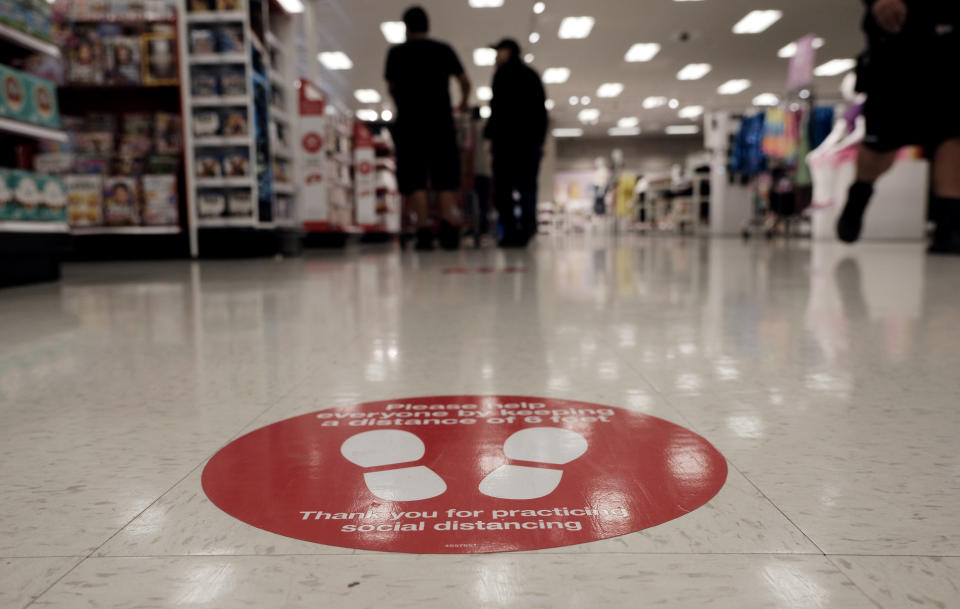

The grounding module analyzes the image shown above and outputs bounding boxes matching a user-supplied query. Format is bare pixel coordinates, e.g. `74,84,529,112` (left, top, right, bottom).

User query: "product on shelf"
141,174,178,225
188,0,216,11
66,25,104,84
193,110,220,136
190,67,219,96
219,67,246,96
227,189,252,216
105,36,142,85
223,107,247,136
0,65,57,127
218,25,244,53
197,190,226,217
0,64,29,122
103,176,139,225
217,0,242,11
223,149,249,176
0,169,66,222
195,152,223,178
28,73,59,127
189,27,216,54
65,174,104,226
0,0,53,42
55,0,176,23
154,113,182,154
141,32,178,85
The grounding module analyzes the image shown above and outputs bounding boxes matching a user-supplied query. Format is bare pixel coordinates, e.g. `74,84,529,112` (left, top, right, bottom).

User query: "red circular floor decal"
202,396,727,554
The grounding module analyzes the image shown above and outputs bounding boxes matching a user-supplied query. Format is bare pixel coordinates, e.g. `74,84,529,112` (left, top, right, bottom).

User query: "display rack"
0,1,70,287
265,8,298,234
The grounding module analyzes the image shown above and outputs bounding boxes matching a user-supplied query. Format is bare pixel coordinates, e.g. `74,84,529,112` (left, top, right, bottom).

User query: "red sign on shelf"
301,132,323,154
202,396,727,554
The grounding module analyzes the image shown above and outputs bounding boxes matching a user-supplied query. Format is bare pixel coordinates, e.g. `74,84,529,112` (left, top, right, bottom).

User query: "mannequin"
592,156,610,216
807,73,867,209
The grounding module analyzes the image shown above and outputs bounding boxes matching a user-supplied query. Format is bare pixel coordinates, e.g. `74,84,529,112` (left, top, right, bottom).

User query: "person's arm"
483,70,501,141
534,73,548,145
384,48,398,104
456,72,471,113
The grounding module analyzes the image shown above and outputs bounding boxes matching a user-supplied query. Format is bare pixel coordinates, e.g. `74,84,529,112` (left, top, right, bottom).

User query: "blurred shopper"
837,0,960,253
472,106,492,240
385,6,471,250
484,39,548,248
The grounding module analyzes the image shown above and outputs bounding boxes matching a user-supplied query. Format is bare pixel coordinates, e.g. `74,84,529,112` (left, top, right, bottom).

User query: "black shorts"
395,124,460,195
860,25,960,152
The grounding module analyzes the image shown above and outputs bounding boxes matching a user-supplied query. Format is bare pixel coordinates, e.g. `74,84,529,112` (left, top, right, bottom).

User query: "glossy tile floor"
1,235,959,608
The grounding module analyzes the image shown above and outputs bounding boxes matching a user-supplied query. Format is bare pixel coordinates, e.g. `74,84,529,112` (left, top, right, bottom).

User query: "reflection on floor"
1,235,958,608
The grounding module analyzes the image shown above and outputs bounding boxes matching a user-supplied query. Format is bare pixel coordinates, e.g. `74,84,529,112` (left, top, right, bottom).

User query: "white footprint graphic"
340,430,446,502
479,427,588,500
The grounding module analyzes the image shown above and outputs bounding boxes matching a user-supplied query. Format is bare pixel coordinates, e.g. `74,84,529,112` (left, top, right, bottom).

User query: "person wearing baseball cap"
484,38,548,247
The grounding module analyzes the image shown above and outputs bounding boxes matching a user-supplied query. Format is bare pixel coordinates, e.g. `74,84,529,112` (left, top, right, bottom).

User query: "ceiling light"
669,98,680,109
474,48,497,66
618,116,639,128
609,126,641,136
678,105,704,119
318,51,352,70
597,83,624,98
558,16,595,39
553,127,583,137
643,96,668,109
717,79,751,95
480,105,492,118
356,109,378,121
625,42,661,62
380,21,405,43
732,10,783,34
814,58,856,76
354,89,381,103
568,96,579,105
529,32,540,44
581,96,591,105
753,92,780,106
578,108,600,124
778,37,825,58
543,67,570,83
380,109,393,121
276,0,304,13
477,86,492,101
545,99,555,110
677,63,711,80
525,53,535,63
533,1,545,14
469,0,503,7
666,125,700,135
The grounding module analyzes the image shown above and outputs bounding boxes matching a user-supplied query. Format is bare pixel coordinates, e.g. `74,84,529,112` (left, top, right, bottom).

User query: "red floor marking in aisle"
202,396,727,554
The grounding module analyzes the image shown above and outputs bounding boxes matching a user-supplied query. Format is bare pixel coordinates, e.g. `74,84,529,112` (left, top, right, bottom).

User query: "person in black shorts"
837,0,960,253
385,6,471,250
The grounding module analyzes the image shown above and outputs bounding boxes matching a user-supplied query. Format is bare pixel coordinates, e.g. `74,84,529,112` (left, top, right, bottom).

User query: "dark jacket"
483,57,548,152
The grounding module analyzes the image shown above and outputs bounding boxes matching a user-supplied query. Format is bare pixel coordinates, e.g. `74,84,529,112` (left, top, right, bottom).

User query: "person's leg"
492,152,520,245
474,175,491,235
436,190,461,225
517,148,542,243
409,190,430,227
929,137,960,253
836,145,898,243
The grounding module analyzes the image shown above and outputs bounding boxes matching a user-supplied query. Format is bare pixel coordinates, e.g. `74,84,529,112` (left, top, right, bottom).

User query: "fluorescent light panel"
578,108,600,124
753,93,780,106
476,86,492,101
814,58,856,76
473,48,497,66
480,105,492,118
553,127,583,137
318,51,352,70
381,110,393,121
666,125,700,135
618,116,639,128
568,96,579,105
580,96,591,105
609,127,641,136
276,0,304,13
380,21,405,43
625,42,661,62
677,63,711,80
525,53,535,63
354,89,381,103
545,99,555,110
469,0,503,7
733,10,783,34
597,82,624,98
533,1,545,14
529,32,540,43
643,96,668,109
356,109,378,121
678,105,704,119
717,79,751,95
558,16,595,39
543,67,570,83
778,37,824,58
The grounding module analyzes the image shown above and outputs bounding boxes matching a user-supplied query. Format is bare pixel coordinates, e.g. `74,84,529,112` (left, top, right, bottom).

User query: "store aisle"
1,236,959,609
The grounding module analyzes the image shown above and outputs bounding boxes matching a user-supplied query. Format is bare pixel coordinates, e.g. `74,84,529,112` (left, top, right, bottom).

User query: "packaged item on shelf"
227,189,253,216
5,170,43,221
219,67,246,96
40,174,67,222
190,67,219,97
67,26,104,85
153,113,182,154
27,74,59,128
217,0,242,11
142,33,178,86
34,153,75,174
105,37,142,85
74,156,109,174
223,149,249,177
189,0,215,11
222,107,247,136
74,132,114,155
195,153,222,177
103,176,139,225
190,27,216,55
218,25,244,53
0,64,29,123
141,174,178,225
272,158,289,183
0,169,11,220
193,110,220,137
147,154,177,174
66,174,104,226
197,190,226,217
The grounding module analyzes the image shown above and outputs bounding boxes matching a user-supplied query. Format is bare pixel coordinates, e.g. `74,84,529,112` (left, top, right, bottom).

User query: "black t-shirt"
385,38,464,128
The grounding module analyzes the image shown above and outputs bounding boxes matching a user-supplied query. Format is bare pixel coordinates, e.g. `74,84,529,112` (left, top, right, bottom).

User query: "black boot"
438,220,461,251
414,227,435,251
928,197,960,255
837,181,875,243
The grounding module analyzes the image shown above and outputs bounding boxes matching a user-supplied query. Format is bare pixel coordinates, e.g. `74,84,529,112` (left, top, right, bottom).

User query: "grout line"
824,555,886,609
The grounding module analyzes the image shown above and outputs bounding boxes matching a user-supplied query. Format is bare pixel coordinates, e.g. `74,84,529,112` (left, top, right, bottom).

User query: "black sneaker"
414,228,435,251
928,199,960,255
837,181,874,243
438,221,461,251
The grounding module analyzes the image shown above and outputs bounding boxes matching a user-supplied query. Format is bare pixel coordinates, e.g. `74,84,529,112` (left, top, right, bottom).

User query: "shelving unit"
0,3,71,286
265,6,298,233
